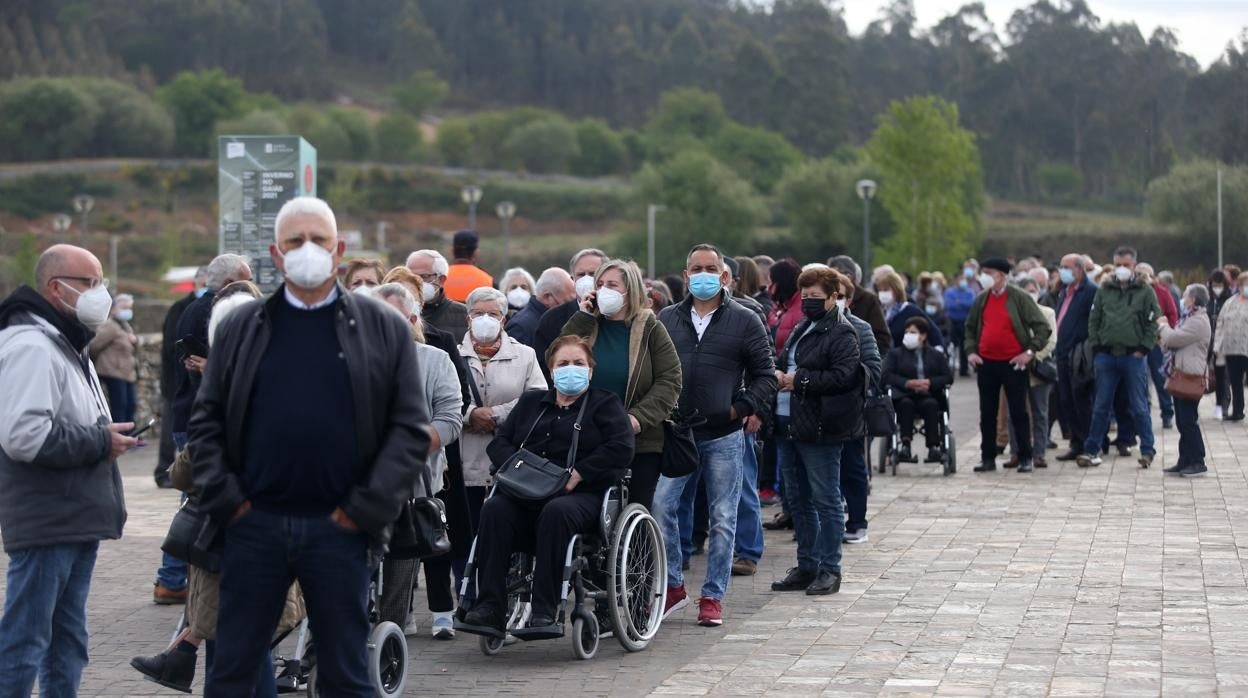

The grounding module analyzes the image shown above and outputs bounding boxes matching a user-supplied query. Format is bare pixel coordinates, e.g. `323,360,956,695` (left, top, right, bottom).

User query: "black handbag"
160,498,222,573
494,397,589,501
864,363,896,438
661,410,706,478
1031,356,1058,383
388,460,452,560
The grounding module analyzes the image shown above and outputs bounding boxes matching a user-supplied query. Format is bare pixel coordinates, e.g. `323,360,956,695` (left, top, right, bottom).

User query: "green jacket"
963,284,1053,356
1088,275,1161,354
561,309,682,454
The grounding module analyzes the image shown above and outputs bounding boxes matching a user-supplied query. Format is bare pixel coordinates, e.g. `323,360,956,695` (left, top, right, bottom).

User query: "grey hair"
204,253,251,291
375,283,418,317
466,286,508,316
1158,270,1175,284
406,249,449,277
1187,283,1210,307
1017,276,1040,292
501,267,536,291
826,255,863,284
569,248,607,273
113,293,134,305
534,267,572,297
274,196,337,242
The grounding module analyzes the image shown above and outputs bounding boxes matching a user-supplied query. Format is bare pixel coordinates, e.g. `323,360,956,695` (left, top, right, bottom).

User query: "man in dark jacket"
156,267,204,487
828,255,890,353
506,266,575,350
1077,246,1161,469
191,198,430,697
1053,254,1098,461
533,248,606,375
653,244,776,628
408,249,468,339
0,245,139,696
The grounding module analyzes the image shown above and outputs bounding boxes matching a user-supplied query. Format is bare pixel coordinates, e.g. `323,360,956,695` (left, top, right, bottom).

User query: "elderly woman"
769,267,862,597
1159,285,1213,476
372,283,465,638
1213,280,1248,422
882,316,951,464
90,293,140,423
874,271,946,350
558,259,681,510
459,287,548,525
500,267,537,318
460,336,634,633
343,258,386,291
1208,270,1234,419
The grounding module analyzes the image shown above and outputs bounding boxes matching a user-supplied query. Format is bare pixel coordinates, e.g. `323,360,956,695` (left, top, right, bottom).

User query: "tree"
390,69,449,118
327,107,376,161
0,79,98,161
709,122,803,194
629,149,766,267
157,69,251,156
571,119,627,176
375,113,425,163
502,117,580,174
777,157,891,262
215,110,288,139
285,105,352,161
75,79,174,157
1146,161,1248,257
644,88,728,163
435,118,474,166
866,96,984,273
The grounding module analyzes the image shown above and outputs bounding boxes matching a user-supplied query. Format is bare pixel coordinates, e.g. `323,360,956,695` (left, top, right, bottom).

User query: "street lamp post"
856,180,877,273
52,214,72,243
647,204,665,279
496,201,516,272
109,235,120,287
73,194,94,247
461,185,483,231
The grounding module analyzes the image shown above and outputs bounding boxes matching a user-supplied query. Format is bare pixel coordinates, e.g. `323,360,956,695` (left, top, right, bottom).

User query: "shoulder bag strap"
564,395,591,472
465,370,484,411
517,406,548,450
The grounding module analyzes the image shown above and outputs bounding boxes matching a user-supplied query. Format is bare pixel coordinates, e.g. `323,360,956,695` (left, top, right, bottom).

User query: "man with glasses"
407,249,468,338
0,245,140,696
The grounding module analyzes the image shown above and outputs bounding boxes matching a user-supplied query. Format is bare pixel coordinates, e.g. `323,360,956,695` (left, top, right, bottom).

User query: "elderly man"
1053,253,1099,462
191,197,431,696
408,249,468,338
506,266,575,350
1077,247,1162,469
533,248,607,374
0,245,139,696
157,266,206,487
827,255,890,353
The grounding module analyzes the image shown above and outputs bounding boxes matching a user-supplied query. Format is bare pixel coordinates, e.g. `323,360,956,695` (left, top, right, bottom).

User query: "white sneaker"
1214,405,1224,420
431,612,455,640
403,611,419,637
843,529,869,544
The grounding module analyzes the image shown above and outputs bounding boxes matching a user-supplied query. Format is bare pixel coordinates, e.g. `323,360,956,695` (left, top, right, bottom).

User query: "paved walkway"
5,377,1248,696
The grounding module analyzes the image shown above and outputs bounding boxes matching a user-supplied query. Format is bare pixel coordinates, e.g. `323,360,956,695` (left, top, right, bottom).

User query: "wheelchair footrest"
454,621,505,639
510,623,564,641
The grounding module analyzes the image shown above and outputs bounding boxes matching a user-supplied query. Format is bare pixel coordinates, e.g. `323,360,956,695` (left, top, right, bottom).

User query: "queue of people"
1,194,1243,696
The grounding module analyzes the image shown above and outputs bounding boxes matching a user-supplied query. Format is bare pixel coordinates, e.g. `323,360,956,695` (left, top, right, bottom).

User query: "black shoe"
154,473,173,489
528,612,556,629
973,462,996,472
763,512,793,530
771,567,816,592
1117,444,1132,457
512,611,562,640
805,570,841,595
1017,458,1034,473
1162,417,1173,429
1179,463,1208,477
460,606,504,633
1227,414,1245,422
1047,440,1059,450
131,651,195,694
1163,462,1186,474
925,447,942,463
692,538,706,556
1055,450,1080,462
899,442,916,463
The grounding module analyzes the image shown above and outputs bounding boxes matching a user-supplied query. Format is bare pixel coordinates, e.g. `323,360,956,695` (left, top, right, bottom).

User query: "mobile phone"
589,292,599,312
175,336,209,360
128,418,156,438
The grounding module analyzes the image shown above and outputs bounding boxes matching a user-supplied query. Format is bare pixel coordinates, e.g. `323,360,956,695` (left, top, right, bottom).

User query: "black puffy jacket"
778,310,863,442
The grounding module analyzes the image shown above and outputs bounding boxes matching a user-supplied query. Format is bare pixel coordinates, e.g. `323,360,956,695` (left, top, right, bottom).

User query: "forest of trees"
0,0,1245,207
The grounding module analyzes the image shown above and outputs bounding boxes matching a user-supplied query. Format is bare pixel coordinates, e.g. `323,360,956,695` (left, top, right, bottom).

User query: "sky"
840,0,1247,68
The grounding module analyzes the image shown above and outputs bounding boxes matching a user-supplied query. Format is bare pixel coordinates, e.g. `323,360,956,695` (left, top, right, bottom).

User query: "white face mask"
1114,265,1133,282
422,281,439,303
596,287,625,316
1030,291,1041,302
281,242,335,290
836,298,847,311
878,290,894,306
58,281,112,327
903,332,921,350
506,287,531,309
575,274,596,298
470,314,501,343
1212,285,1225,296
979,273,995,290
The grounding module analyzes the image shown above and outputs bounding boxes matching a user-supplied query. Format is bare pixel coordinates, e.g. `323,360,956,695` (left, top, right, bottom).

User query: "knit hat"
981,257,1012,275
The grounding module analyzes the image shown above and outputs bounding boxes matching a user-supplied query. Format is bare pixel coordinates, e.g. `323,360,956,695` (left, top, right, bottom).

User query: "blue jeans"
776,419,845,574
206,510,372,698
840,438,869,534
100,376,136,424
204,639,277,698
653,430,744,600
1147,345,1174,420
1084,353,1154,457
734,432,764,562
0,541,98,697
157,433,191,592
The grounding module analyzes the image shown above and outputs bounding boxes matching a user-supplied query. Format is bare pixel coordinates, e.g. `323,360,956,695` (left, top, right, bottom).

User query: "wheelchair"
454,473,667,660
876,384,956,477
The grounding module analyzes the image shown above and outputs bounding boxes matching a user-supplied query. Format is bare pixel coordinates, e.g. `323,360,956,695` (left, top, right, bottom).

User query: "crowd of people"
0,194,1241,696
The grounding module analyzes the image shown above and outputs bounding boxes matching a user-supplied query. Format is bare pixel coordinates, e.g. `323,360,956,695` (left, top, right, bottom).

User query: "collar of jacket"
675,288,737,320
459,331,523,362
0,284,94,352
787,307,845,348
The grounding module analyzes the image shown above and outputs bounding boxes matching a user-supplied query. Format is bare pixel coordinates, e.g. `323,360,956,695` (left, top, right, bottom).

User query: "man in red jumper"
963,258,1053,473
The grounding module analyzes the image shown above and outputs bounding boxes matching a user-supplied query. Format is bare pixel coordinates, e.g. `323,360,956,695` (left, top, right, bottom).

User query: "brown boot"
1003,456,1019,469
153,584,187,605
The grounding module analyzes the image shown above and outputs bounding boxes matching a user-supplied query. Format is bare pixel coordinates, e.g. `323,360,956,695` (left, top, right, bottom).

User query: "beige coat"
458,332,548,486
1213,294,1248,358
1160,307,1211,377
88,318,137,382
1030,305,1058,387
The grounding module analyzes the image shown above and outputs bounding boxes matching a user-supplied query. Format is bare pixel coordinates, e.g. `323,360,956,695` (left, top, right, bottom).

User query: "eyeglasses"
469,310,504,320
55,276,108,290
415,273,440,283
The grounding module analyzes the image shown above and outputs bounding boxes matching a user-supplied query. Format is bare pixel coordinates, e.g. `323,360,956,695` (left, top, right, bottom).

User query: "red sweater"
1153,282,1178,327
978,291,1023,361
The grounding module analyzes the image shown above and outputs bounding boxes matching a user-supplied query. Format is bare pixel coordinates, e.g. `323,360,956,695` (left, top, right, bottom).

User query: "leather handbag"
1031,356,1058,383
1206,365,1218,395
494,397,589,501
388,461,451,560
661,410,705,478
161,498,222,573
1165,369,1207,402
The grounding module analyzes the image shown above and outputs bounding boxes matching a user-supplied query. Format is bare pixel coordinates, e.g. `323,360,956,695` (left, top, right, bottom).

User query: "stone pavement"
5,377,1248,696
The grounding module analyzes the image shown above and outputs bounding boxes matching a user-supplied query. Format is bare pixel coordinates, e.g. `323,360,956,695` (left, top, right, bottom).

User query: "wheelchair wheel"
607,504,666,652
571,613,600,660
480,633,505,656
944,432,957,476
367,621,407,697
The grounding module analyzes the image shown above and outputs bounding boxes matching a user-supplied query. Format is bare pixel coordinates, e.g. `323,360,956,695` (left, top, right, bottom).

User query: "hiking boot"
131,650,195,694
805,570,841,595
771,567,816,592
1138,453,1154,469
696,597,723,627
1179,463,1208,478
153,584,187,605
731,557,757,576
663,585,688,620
1003,456,1019,469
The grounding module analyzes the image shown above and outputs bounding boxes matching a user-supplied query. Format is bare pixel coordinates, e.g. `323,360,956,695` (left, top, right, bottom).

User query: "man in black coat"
828,255,891,352
1053,253,1099,461
533,248,606,375
156,267,204,486
506,267,575,350
190,198,430,697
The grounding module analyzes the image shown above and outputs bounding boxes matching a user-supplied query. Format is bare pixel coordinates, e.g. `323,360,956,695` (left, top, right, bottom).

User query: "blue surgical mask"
116,309,133,322
958,279,968,289
1059,267,1075,285
687,272,722,301
552,365,591,396
963,267,975,278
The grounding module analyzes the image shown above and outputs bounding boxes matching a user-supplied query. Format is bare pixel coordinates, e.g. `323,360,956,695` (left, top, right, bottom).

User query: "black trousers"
950,320,969,375
423,557,455,613
895,395,943,447
1227,354,1248,419
629,452,661,512
157,398,176,479
1174,398,1205,466
474,490,600,617
977,360,1032,463
1057,358,1093,455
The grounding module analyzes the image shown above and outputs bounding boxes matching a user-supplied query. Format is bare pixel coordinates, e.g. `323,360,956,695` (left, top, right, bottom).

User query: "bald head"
35,245,102,295
1060,254,1086,283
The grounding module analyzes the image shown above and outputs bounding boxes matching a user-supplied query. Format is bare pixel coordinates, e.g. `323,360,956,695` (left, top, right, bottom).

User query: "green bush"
1146,160,1248,257
502,117,580,173
0,174,115,219
572,119,627,176
157,69,253,156
435,118,474,166
327,108,376,161
709,122,802,193
0,79,99,161
1035,162,1084,201
374,113,424,163
74,79,174,157
286,105,352,160
214,110,288,139
391,70,449,117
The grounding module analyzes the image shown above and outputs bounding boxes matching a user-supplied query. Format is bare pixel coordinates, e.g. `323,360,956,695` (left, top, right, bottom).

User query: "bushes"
1146,161,1248,257
572,119,628,176
215,110,288,139
374,113,424,163
157,69,253,156
0,79,100,161
0,173,114,218
502,117,580,173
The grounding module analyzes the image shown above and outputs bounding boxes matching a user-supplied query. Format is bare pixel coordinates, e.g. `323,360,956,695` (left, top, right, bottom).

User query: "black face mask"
801,297,829,322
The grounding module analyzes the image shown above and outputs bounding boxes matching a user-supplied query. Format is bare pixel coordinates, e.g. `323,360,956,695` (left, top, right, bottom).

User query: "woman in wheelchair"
461,335,635,634
883,317,951,463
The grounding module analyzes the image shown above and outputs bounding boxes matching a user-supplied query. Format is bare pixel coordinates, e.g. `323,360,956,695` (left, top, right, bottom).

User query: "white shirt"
691,305,717,340
284,284,339,311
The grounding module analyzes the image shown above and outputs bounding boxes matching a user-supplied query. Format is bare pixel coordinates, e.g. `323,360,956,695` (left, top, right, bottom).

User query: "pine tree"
13,15,44,76
0,22,21,78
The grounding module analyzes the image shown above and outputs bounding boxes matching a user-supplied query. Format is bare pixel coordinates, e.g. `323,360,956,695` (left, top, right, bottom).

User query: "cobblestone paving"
4,378,1247,696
